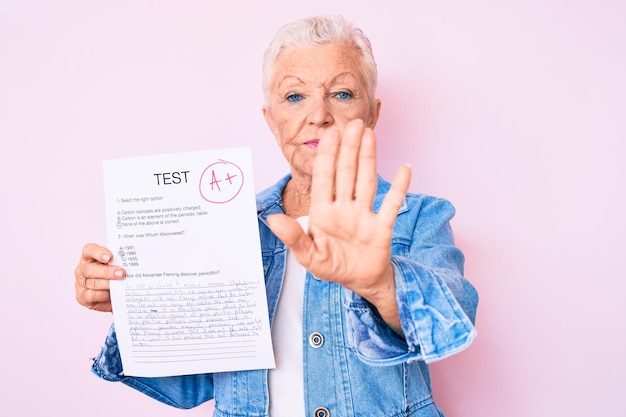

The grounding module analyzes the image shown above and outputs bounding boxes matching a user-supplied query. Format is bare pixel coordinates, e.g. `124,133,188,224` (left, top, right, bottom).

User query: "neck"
282,177,311,218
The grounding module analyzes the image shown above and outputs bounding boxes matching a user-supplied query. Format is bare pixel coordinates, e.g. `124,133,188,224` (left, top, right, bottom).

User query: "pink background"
1,1,624,416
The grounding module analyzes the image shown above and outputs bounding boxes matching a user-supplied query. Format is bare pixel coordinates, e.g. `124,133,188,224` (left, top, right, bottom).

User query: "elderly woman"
75,15,478,417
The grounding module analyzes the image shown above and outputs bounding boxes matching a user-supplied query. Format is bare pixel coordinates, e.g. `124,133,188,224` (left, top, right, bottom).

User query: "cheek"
333,101,374,123
270,122,293,150
274,113,302,144
357,103,376,124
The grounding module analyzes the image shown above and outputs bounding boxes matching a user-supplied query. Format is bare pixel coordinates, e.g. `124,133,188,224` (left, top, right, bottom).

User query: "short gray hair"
262,15,378,103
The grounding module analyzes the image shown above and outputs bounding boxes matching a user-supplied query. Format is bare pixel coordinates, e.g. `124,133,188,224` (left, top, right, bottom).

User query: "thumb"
267,214,310,252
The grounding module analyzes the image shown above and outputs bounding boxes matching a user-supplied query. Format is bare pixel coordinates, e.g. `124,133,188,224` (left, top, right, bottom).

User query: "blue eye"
335,91,353,100
286,93,303,103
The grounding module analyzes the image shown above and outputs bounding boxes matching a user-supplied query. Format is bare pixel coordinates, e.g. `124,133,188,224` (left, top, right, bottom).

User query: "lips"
304,138,320,149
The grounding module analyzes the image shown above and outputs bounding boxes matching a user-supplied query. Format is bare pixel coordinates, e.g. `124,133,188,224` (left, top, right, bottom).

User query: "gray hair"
262,15,378,103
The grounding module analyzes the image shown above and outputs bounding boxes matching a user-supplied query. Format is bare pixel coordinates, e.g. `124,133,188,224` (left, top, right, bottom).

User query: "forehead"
271,43,365,86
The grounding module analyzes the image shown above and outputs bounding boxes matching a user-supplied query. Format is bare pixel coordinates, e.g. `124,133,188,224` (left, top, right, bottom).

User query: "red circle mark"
199,160,244,204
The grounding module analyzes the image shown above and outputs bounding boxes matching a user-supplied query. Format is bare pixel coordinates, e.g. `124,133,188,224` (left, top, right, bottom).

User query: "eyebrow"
330,72,359,83
275,76,305,91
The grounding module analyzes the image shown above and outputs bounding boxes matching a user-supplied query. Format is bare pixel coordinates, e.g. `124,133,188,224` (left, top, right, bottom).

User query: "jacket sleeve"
344,195,478,365
91,324,215,409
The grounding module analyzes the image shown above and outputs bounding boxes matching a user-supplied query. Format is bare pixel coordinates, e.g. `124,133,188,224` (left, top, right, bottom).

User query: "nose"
307,96,334,127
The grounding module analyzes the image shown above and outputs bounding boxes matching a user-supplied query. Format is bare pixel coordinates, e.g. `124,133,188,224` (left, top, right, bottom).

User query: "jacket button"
308,332,324,348
313,406,330,417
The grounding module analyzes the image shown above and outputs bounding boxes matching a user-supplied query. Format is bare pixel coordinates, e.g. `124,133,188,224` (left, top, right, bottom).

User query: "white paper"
103,147,275,377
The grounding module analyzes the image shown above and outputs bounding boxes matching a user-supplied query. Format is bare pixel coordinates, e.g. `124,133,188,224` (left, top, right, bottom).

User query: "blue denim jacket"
92,174,478,417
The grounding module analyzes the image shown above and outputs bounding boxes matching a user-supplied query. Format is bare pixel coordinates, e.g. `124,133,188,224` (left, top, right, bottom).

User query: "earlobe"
262,105,278,137
369,99,382,128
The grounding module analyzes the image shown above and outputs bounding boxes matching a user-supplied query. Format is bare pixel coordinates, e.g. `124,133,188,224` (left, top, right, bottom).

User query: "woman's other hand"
74,243,126,312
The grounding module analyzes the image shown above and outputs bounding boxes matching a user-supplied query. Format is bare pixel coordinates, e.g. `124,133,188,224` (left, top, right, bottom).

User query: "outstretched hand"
267,119,411,330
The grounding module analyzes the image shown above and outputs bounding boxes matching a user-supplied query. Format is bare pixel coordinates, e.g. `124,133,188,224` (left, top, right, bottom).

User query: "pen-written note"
103,147,275,377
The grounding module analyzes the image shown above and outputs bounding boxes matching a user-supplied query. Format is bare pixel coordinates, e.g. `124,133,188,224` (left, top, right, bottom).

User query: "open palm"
267,119,411,303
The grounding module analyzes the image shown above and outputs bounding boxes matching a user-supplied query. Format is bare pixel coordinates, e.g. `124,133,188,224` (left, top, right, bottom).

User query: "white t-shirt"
268,217,308,416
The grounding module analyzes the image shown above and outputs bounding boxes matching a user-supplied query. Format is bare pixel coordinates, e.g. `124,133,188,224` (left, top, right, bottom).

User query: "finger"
311,127,340,204
76,285,113,312
75,264,118,294
82,276,113,291
81,243,114,264
90,302,113,313
354,126,378,209
334,119,364,201
75,274,113,311
76,243,125,281
87,262,125,280
267,213,322,272
378,164,411,227
266,214,311,253
77,261,125,282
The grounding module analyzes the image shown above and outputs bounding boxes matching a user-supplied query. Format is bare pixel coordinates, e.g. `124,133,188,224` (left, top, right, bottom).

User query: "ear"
262,105,279,141
368,98,382,129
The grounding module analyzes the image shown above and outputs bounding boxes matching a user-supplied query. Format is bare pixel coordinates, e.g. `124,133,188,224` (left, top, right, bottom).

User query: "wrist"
363,264,402,333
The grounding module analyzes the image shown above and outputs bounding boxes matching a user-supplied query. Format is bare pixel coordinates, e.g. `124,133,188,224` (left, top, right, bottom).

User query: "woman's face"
262,43,380,181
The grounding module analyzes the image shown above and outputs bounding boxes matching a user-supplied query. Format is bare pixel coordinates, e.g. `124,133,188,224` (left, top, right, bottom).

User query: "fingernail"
102,254,111,263
114,270,124,278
